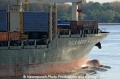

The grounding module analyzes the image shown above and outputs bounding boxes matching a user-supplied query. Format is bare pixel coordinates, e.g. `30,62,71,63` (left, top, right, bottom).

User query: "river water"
89,25,120,79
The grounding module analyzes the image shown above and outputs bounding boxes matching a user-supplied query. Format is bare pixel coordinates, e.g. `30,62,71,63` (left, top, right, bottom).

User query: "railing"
0,39,48,49
0,28,107,48
58,29,101,38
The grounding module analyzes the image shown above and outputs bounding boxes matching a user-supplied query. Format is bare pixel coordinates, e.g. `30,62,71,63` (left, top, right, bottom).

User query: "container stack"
0,12,7,31
23,12,49,32
0,32,21,41
70,21,77,30
77,20,98,30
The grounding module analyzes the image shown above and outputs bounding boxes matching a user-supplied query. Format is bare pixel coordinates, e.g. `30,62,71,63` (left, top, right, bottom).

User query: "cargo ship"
0,0,109,78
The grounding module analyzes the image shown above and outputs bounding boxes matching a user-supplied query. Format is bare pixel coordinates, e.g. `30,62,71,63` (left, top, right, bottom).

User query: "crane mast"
12,0,85,21
12,0,23,12
10,0,85,41
24,0,30,12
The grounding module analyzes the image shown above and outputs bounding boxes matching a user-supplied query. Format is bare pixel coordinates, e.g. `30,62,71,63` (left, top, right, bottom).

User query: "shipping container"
0,32,21,41
9,32,21,41
70,21,77,30
21,34,28,39
0,12,7,31
23,12,49,32
77,20,98,30
93,21,98,29
0,32,8,41
10,12,20,32
57,19,70,29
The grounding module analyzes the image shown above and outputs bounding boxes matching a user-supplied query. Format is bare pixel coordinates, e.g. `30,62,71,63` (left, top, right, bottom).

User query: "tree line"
80,1,120,23
0,0,120,23
57,1,120,23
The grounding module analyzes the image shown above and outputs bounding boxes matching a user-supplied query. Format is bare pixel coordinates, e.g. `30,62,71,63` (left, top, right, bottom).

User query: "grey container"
23,12,49,32
0,12,7,31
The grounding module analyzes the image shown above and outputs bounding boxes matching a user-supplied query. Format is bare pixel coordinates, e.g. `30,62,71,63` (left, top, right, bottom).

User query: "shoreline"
99,23,120,25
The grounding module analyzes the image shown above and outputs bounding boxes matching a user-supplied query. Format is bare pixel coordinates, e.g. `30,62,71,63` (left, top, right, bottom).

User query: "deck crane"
12,0,85,20
39,0,85,21
23,0,30,12
10,0,85,41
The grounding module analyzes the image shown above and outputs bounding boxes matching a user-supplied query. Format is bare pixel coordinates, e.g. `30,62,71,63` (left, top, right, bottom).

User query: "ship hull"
0,33,109,78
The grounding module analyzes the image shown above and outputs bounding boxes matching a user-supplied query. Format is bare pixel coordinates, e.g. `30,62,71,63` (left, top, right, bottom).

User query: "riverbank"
99,23,120,25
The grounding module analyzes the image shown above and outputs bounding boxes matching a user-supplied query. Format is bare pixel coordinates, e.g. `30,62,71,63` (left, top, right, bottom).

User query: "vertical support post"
80,30,82,37
58,29,60,38
69,30,71,38
8,41,10,49
21,40,24,49
20,12,23,32
53,3,57,37
88,29,89,34
82,30,84,38
72,2,78,21
34,40,37,48
26,3,29,12
96,29,98,34
49,3,53,42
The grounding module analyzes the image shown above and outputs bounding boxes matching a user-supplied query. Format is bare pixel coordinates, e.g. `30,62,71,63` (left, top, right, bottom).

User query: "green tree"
99,10,115,23
101,3,111,11
91,2,102,11
78,13,86,20
57,4,71,20
114,12,120,22
86,10,100,20
110,1,120,12
1,0,120,23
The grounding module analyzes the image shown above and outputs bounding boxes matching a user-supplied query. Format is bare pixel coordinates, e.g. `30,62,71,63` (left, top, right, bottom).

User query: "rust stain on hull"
0,57,88,78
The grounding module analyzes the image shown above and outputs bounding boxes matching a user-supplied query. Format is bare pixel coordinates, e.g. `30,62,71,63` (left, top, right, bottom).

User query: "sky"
87,0,119,3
